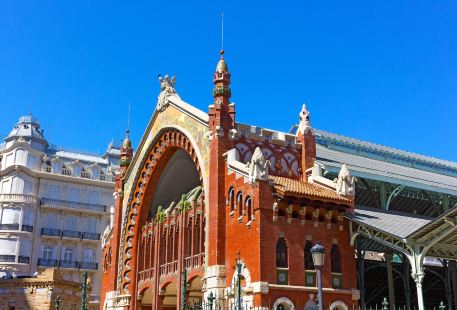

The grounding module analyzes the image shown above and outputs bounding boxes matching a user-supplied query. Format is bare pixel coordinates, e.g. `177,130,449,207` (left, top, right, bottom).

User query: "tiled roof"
269,175,353,204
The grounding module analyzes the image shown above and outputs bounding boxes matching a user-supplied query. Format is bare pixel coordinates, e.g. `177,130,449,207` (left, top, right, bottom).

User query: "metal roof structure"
346,205,457,309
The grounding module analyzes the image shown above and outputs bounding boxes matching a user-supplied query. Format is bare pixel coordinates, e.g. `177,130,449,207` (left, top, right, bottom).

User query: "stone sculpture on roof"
156,74,180,112
246,147,271,184
335,164,356,196
297,103,312,135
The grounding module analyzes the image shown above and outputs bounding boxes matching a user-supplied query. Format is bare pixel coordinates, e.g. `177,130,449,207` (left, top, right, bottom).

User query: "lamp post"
310,242,325,310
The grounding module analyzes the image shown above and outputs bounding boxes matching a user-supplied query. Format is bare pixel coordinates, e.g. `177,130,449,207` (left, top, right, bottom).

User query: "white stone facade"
0,115,120,308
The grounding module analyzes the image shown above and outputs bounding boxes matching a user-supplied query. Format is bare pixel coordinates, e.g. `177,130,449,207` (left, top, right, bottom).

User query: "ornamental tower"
206,49,236,297
119,130,133,176
296,104,316,182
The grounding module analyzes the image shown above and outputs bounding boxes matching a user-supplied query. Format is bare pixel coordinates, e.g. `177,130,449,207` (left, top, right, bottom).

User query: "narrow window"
276,237,288,268
237,192,243,216
228,187,235,211
304,241,314,270
246,197,252,221
331,244,341,273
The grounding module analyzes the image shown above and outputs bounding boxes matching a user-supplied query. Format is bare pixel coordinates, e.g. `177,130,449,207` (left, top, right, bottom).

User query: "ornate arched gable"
117,101,210,295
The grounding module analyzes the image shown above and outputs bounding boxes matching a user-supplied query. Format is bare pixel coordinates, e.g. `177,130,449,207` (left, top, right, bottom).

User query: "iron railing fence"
184,300,254,310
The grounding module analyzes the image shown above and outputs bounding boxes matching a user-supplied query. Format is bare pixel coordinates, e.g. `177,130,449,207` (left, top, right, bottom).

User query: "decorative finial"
297,103,312,135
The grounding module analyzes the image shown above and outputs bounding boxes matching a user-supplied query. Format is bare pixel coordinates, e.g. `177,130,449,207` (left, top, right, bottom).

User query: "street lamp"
310,242,325,310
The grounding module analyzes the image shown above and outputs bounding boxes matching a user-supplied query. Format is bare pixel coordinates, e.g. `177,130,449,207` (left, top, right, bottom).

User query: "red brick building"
100,52,359,310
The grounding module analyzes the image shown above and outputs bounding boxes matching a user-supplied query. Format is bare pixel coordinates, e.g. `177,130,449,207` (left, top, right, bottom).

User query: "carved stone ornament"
156,74,180,112
297,103,313,135
246,147,271,184
335,164,357,197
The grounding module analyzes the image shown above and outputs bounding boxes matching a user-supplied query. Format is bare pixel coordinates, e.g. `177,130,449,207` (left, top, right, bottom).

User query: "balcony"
79,261,98,270
41,198,107,213
159,260,178,276
62,230,81,239
0,224,19,231
37,258,58,267
59,260,79,269
184,253,205,269
41,227,61,237
18,256,30,264
0,255,15,263
82,232,100,241
21,225,33,233
0,194,38,204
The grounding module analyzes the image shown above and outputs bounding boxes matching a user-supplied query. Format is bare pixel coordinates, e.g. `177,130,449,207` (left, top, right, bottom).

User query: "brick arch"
119,127,205,298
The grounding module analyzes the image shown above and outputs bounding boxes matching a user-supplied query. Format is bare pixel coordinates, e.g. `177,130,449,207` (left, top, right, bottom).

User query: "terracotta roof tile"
269,175,353,204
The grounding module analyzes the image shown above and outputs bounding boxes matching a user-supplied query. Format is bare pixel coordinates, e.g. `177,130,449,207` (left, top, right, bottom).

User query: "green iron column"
81,271,88,310
181,267,187,310
236,253,242,310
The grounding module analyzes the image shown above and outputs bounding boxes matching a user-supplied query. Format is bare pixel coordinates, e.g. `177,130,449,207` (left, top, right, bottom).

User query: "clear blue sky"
1,1,456,161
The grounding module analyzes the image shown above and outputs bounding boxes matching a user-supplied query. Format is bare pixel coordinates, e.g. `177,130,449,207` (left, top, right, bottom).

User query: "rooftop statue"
246,147,271,184
156,74,180,111
335,164,356,197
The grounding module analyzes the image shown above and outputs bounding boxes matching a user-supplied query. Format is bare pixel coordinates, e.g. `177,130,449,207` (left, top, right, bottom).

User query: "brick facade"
100,54,358,310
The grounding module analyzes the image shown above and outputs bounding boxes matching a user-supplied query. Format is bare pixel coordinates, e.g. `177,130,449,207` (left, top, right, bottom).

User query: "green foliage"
154,206,166,223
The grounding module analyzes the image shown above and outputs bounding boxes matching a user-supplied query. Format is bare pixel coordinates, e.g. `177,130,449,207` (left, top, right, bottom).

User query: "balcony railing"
0,194,38,204
82,232,100,240
0,224,19,231
18,256,30,264
41,227,61,237
21,225,33,232
138,268,154,281
0,255,15,263
59,260,79,269
62,230,81,239
41,198,107,213
37,258,58,267
184,253,205,269
159,260,178,276
79,261,98,270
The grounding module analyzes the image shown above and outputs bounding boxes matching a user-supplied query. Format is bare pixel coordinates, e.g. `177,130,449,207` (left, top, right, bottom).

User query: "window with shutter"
65,216,78,231
1,208,20,224
52,161,61,173
0,238,17,255
45,213,58,229
24,181,33,195
22,208,33,226
11,176,24,194
15,149,27,166
5,153,14,168
26,155,36,169
85,217,97,233
83,248,95,262
63,248,74,262
48,185,60,200
1,180,11,194
68,188,80,208
19,240,32,256
42,246,54,259
88,191,99,205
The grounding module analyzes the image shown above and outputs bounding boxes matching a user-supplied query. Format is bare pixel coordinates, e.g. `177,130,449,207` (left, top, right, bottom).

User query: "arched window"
276,237,288,268
331,244,341,273
228,187,235,211
304,241,314,270
246,197,252,221
237,192,243,216
83,248,95,262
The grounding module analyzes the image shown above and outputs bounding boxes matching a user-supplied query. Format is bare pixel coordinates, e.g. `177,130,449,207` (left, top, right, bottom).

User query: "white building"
0,115,120,307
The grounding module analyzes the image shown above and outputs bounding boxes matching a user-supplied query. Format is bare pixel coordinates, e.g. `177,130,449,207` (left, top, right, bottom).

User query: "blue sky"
1,1,456,161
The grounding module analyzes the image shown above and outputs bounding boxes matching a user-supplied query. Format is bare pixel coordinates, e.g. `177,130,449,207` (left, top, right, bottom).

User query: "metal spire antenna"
127,100,131,135
221,12,224,54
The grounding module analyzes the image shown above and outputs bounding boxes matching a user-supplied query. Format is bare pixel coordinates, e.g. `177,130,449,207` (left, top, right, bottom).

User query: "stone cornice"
0,141,45,158
0,165,114,188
